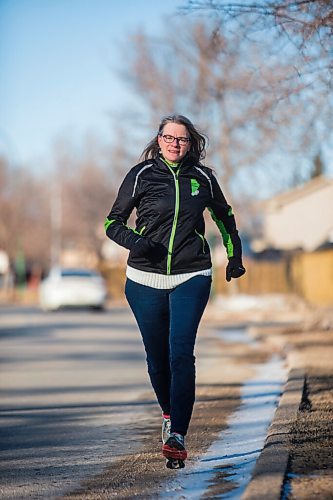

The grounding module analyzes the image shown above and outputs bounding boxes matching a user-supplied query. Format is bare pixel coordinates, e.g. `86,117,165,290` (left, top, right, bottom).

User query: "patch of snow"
216,327,259,345
213,293,293,312
160,355,287,499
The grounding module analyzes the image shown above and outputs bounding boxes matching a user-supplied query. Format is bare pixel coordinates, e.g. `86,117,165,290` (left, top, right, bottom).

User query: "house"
260,176,333,252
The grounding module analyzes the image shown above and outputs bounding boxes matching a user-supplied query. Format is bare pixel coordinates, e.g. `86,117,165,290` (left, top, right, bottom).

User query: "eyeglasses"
160,134,190,145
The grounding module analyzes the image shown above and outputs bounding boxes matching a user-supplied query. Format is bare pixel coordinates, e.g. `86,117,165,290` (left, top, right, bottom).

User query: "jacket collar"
154,154,195,175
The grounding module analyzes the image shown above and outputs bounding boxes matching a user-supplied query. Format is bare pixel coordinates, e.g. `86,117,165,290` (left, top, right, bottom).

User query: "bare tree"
0,156,51,268
123,19,330,199
0,134,129,270
51,134,130,264
183,1,333,90
184,1,333,45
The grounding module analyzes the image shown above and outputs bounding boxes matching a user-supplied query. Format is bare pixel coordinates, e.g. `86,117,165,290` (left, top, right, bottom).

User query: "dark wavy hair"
140,114,208,163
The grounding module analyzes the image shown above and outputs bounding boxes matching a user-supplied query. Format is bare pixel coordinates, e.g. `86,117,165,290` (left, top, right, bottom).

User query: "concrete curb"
242,367,305,500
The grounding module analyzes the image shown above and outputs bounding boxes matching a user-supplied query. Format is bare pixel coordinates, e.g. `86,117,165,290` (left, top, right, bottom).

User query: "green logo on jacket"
191,179,200,196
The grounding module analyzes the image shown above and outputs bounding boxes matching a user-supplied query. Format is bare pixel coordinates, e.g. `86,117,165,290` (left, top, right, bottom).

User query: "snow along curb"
242,367,305,500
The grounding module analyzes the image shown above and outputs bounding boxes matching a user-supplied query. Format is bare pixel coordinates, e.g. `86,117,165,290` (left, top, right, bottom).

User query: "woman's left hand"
226,257,246,282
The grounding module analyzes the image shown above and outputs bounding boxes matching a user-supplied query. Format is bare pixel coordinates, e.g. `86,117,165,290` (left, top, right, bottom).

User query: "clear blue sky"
0,0,187,166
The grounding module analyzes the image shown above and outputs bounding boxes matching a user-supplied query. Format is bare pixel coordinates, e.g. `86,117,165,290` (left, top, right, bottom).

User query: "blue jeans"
125,275,211,436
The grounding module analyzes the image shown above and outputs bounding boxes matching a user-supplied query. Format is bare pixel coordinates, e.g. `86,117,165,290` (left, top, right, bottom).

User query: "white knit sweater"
126,265,212,290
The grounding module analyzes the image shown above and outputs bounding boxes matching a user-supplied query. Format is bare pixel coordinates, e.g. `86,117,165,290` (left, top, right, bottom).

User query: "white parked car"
39,267,107,311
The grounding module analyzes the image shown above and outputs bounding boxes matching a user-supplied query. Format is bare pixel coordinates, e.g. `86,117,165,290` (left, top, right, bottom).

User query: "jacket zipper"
167,167,180,275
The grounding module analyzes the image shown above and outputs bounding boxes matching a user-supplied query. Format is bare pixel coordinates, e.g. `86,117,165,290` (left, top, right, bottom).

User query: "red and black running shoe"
162,432,187,461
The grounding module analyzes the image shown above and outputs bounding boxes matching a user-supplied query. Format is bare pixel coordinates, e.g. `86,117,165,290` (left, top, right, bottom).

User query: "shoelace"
169,432,184,446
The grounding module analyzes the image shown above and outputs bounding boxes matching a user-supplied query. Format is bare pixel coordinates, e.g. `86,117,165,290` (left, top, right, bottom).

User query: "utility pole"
51,176,62,268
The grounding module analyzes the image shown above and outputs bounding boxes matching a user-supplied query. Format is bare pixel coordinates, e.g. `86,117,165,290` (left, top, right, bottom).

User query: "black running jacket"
105,156,242,275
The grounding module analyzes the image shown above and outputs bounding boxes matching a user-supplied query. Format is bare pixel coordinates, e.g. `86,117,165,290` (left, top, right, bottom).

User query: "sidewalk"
242,305,333,499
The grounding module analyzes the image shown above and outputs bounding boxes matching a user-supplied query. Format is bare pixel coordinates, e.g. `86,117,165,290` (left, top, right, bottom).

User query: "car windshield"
60,270,99,278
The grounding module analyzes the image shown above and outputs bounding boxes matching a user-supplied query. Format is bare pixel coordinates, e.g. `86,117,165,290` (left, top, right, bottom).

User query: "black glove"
130,237,168,263
226,256,246,282
130,238,155,258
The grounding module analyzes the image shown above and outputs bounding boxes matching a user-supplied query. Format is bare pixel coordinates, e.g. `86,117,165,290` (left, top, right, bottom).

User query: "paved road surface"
0,305,154,499
0,304,282,499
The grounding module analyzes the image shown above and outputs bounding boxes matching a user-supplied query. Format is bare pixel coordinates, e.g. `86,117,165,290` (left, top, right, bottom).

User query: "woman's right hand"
130,238,154,258
130,238,167,262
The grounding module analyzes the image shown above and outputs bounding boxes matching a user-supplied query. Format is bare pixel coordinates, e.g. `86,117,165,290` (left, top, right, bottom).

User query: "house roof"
265,175,333,210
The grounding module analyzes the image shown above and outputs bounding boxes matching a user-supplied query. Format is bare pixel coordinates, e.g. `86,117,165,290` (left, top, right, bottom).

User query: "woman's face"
157,122,191,163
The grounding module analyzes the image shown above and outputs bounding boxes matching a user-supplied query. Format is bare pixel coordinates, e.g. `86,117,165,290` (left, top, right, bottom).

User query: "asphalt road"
0,303,283,499
0,305,155,499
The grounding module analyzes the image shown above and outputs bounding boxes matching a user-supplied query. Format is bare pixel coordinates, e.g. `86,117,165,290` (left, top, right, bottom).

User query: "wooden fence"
289,249,333,306
100,248,333,306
